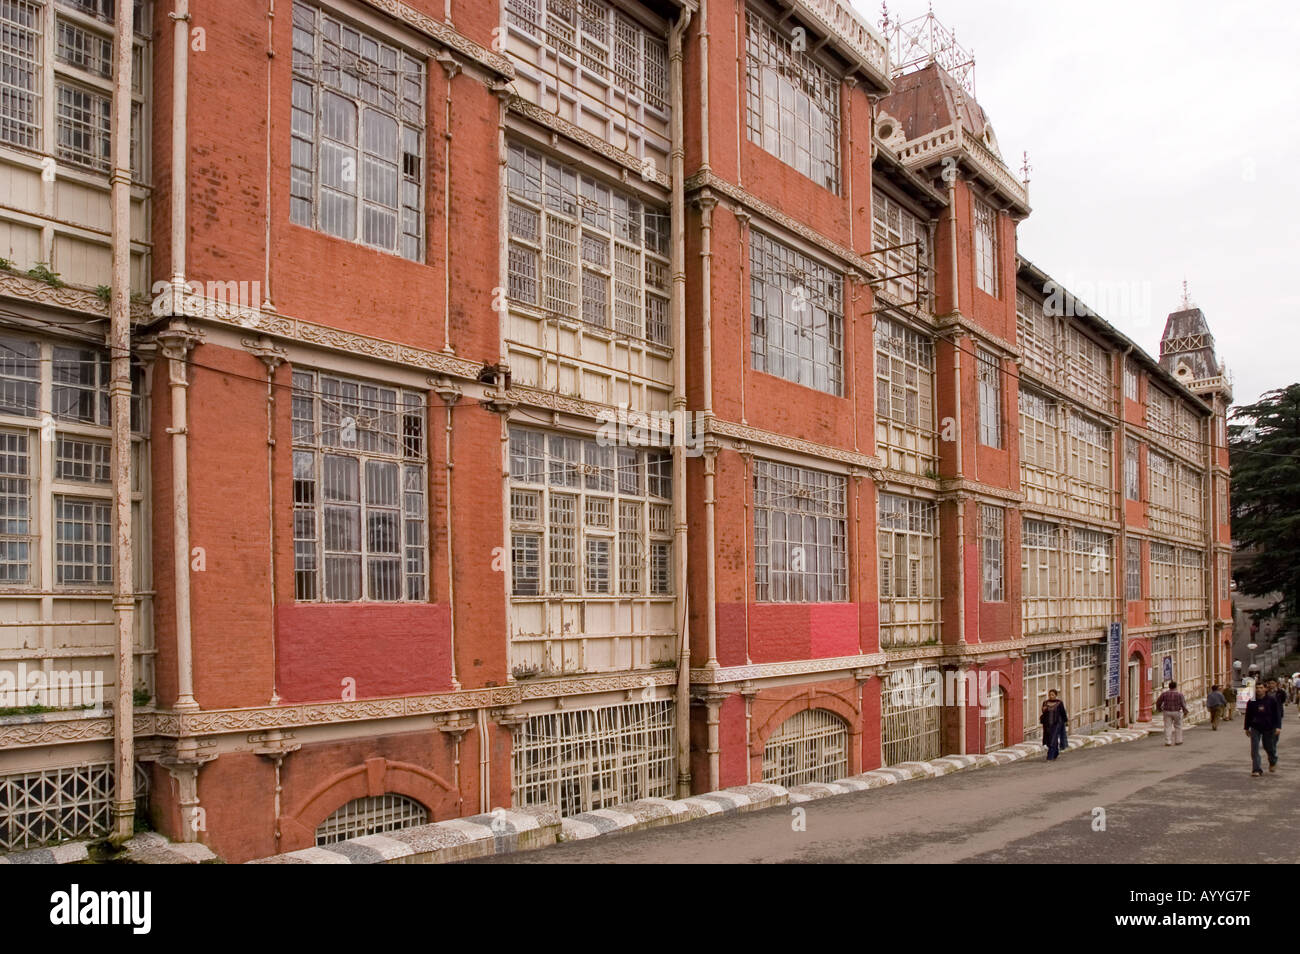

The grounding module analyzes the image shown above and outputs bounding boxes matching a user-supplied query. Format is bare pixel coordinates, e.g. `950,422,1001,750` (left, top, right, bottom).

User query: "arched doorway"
761,709,849,787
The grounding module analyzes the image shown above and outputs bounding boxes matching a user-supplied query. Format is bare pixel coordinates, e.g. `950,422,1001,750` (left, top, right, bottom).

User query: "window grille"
753,459,847,603
877,492,939,646
1070,528,1112,631
508,426,671,598
1021,519,1060,636
750,230,843,395
1065,411,1112,516
1178,630,1207,702
1067,643,1108,730
1015,290,1055,380
314,793,427,845
1018,388,1056,471
290,1,425,260
1022,649,1060,740
0,1,148,174
512,699,675,816
871,189,931,308
1149,543,1176,624
1125,536,1141,602
0,429,32,584
873,317,936,474
979,504,1004,602
506,0,668,112
0,334,146,591
977,348,1002,447
1147,387,1173,441
973,198,998,296
0,0,42,149
762,708,849,787
0,761,148,852
744,9,841,192
1061,324,1109,411
1123,360,1139,401
507,142,670,346
984,687,1006,752
882,665,942,765
1217,553,1229,603
291,370,427,602
1125,437,1140,500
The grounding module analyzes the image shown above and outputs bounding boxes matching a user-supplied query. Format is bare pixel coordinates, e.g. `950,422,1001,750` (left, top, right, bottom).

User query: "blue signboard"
1162,655,1174,683
1106,622,1122,699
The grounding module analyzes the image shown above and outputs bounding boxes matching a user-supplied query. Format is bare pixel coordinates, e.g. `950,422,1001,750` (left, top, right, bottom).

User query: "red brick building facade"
0,0,1231,862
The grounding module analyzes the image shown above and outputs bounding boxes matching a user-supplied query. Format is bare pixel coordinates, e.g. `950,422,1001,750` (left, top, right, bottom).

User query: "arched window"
314,794,428,846
762,709,849,787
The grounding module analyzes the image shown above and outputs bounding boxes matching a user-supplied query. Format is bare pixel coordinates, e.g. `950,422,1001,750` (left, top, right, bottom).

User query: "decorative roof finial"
880,1,890,33
1181,279,1192,310
1020,150,1032,187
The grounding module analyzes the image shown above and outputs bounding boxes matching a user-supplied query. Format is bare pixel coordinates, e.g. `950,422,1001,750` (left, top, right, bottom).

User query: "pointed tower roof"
1159,302,1231,399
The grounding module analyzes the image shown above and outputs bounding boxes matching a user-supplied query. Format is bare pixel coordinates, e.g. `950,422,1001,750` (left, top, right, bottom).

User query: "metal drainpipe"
477,707,490,814
1202,411,1215,681
669,7,692,798
167,0,198,715
437,382,460,689
109,0,137,841
699,0,709,174
700,195,717,668
1117,345,1132,722
437,54,460,354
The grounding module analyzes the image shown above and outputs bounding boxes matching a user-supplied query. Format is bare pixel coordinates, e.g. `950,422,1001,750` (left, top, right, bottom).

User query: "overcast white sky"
853,0,1300,408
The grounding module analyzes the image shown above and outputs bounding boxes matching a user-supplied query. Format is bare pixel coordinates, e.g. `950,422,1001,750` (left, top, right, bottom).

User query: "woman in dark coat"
1040,689,1069,761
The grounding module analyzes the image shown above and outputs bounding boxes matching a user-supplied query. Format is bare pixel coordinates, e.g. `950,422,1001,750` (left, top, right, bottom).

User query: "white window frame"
979,504,1004,602
1125,536,1141,602
871,188,931,308
0,0,150,179
878,492,939,646
1123,360,1139,401
977,347,1002,448
506,141,671,346
508,425,672,599
744,8,841,193
315,793,428,845
289,0,426,260
873,317,936,473
973,198,998,297
762,708,849,787
290,369,428,603
750,230,844,396
753,458,847,603
1125,437,1140,501
0,333,147,592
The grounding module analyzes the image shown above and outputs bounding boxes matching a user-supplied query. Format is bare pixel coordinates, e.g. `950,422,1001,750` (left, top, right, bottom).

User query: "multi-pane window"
979,504,1004,602
0,0,149,176
750,231,843,395
1015,290,1055,380
0,334,146,590
973,198,998,296
977,348,1002,448
1148,542,1176,623
1071,529,1112,598
315,794,427,845
1125,437,1141,500
873,317,936,473
506,142,671,346
505,0,669,112
1061,324,1110,412
762,709,848,788
1147,387,1173,442
1125,536,1141,602
1066,411,1111,502
744,9,841,192
753,459,847,603
1123,361,1139,401
1023,649,1061,740
878,493,939,646
1019,388,1056,471
508,426,672,598
291,370,427,602
882,664,942,764
290,1,425,260
871,189,931,308
1216,476,1228,525
1021,519,1060,636
1218,552,1229,603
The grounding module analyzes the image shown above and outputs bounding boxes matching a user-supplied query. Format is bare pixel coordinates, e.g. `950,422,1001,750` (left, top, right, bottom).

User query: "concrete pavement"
473,717,1300,863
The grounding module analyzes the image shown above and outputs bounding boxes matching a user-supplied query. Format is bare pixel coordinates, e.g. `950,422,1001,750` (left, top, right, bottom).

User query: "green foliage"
132,687,152,707
25,263,65,287
95,285,112,303
1229,384,1300,623
0,704,58,717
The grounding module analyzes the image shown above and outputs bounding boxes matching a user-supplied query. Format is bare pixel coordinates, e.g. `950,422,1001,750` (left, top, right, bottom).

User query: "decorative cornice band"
689,653,887,686
508,99,672,191
359,0,515,79
708,418,884,470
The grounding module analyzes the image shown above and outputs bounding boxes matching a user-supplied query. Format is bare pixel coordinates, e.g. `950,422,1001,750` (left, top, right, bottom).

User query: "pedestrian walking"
1206,684,1227,730
1224,683,1236,722
1245,682,1281,777
1155,680,1189,745
1041,689,1069,761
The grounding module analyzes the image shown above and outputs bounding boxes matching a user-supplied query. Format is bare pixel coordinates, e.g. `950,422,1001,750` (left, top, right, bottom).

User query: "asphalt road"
479,716,1300,864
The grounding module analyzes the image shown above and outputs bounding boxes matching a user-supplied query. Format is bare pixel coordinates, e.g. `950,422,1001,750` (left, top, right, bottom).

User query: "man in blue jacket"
1245,682,1281,777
